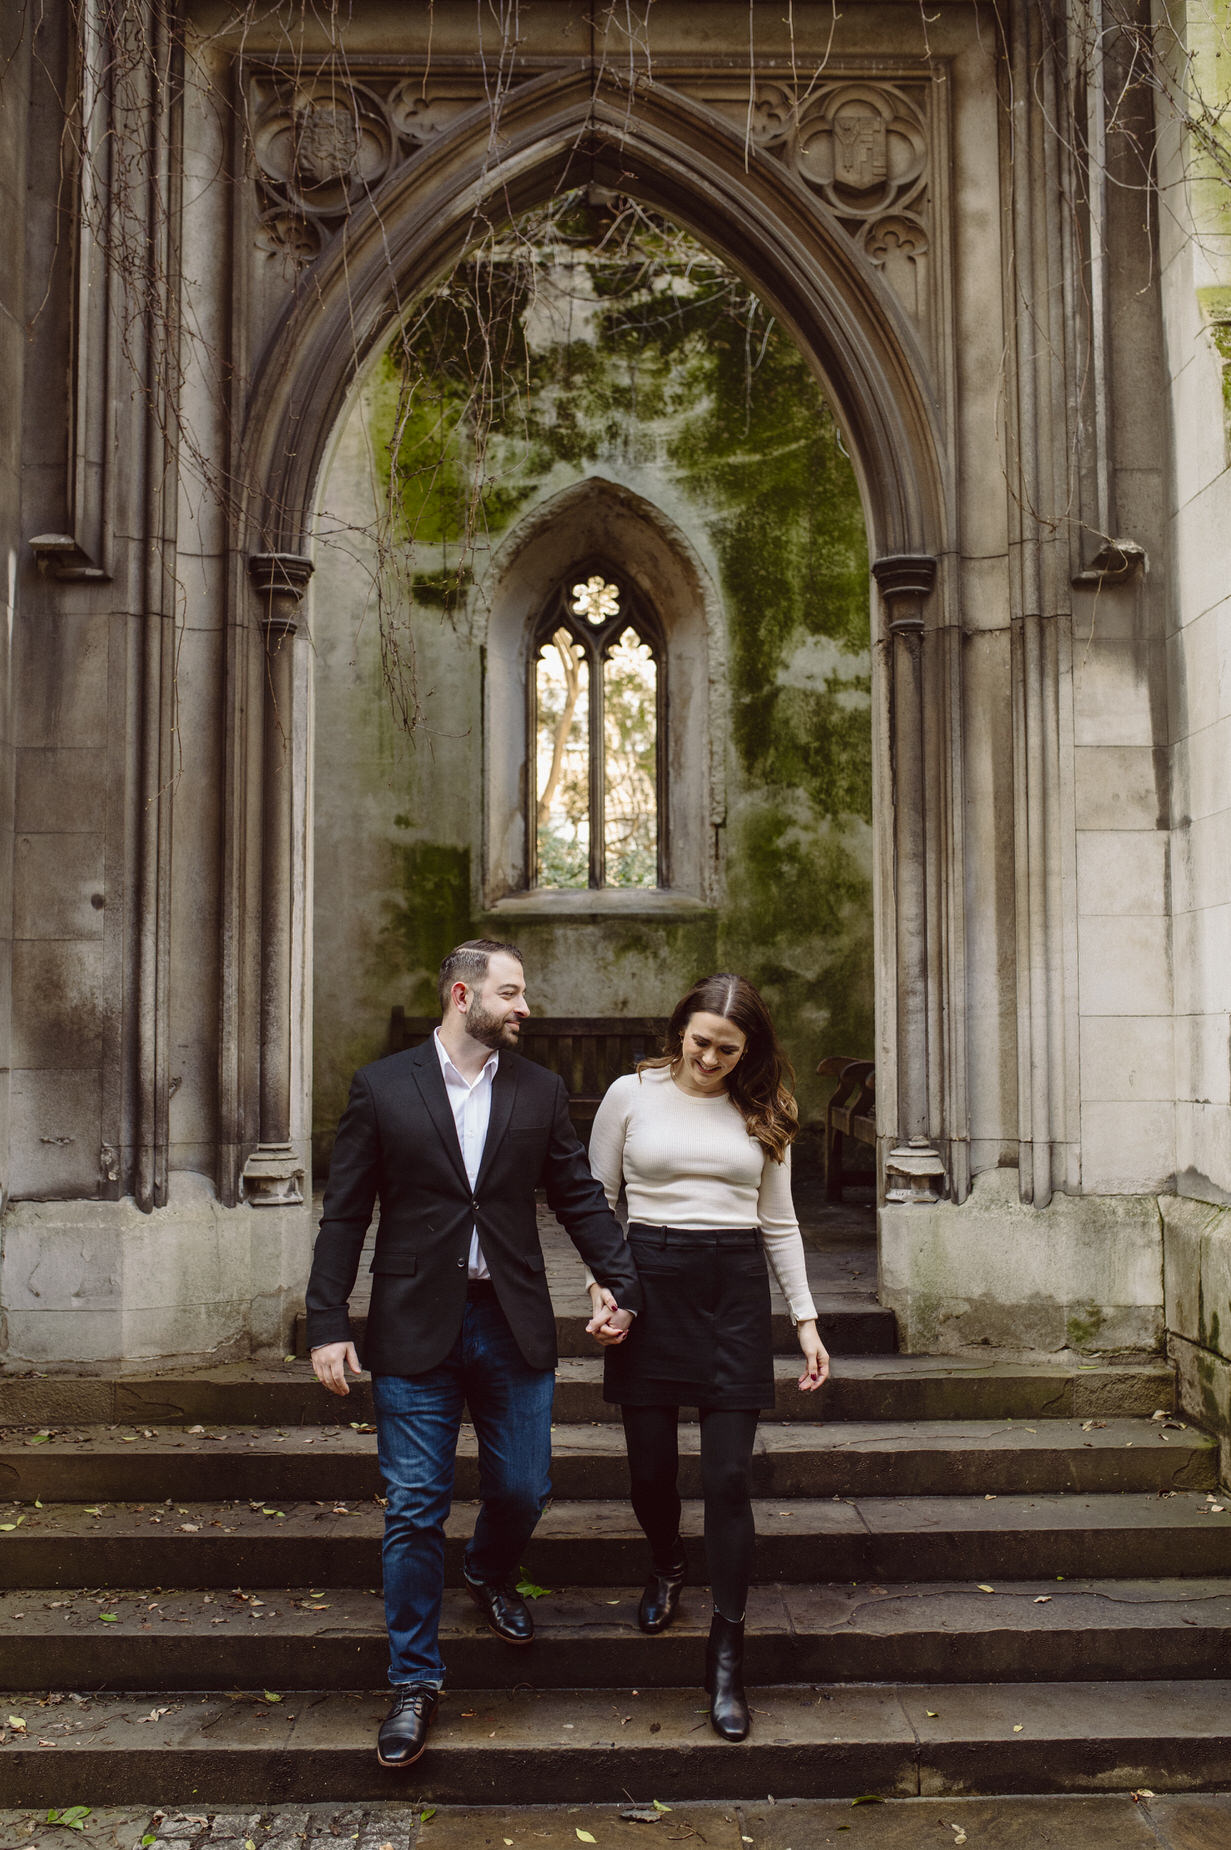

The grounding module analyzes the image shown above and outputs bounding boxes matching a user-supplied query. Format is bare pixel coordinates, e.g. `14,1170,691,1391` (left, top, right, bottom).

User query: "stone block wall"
1164,1195,1231,1480
1159,0,1231,1208
0,8,24,1217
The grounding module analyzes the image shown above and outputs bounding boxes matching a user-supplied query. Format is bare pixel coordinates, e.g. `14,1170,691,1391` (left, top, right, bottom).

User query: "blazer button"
455,1257,465,1268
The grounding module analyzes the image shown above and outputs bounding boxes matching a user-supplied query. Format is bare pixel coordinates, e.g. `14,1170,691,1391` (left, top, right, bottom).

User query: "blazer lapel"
475,1053,520,1190
408,1040,470,1190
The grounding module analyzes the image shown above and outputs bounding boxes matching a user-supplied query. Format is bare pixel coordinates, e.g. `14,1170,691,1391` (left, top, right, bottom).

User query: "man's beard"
466,999,521,1052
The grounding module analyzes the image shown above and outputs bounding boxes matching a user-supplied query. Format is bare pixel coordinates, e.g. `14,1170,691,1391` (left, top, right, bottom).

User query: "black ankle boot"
638,1549,686,1634
705,1609,749,1741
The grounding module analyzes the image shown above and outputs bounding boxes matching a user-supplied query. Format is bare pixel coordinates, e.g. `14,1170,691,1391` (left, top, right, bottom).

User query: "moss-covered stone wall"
312,200,871,1168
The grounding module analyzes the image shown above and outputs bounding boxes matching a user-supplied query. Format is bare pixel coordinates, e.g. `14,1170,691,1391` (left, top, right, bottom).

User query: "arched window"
530,564,665,889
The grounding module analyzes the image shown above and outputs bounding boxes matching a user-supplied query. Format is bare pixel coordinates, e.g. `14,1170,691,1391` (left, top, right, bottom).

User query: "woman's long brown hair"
639,973,799,1161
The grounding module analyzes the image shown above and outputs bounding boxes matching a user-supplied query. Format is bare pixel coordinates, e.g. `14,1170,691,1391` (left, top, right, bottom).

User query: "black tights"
621,1404,759,1621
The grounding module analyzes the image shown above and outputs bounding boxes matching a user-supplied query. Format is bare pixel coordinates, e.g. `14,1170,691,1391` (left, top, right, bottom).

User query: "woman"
585,973,829,1742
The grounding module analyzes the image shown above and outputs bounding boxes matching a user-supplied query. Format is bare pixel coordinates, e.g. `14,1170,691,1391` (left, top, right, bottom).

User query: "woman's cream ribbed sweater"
586,1065,818,1325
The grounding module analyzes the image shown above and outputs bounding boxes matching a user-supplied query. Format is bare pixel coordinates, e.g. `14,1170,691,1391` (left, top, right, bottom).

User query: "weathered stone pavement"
4,1794,1231,1849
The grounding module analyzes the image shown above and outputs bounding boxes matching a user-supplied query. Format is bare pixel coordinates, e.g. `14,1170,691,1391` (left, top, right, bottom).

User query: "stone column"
873,554,947,1205
242,552,312,1206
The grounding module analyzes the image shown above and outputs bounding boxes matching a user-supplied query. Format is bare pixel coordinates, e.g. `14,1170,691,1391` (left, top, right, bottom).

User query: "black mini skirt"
602,1223,775,1410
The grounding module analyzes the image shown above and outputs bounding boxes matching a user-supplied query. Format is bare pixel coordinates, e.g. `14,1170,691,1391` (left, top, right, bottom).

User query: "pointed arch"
481,474,722,907
241,70,949,566
231,66,968,1210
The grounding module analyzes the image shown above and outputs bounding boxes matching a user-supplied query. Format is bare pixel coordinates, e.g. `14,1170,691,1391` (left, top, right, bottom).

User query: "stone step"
0,1416,1213,1504
4,1578,1229,1692
292,1304,901,1359
0,1355,1177,1429
5,1492,1229,1589
3,1680,1230,1806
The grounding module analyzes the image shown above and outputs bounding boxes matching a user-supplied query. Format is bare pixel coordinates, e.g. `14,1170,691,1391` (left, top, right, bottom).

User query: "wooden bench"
388,1009,668,1138
817,1055,876,1199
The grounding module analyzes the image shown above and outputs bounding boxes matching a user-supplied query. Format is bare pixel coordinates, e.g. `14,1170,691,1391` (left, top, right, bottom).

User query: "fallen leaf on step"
1132,1790,1155,1802
926,1710,939,1718
977,1584,995,1594
620,1811,662,1824
1013,1723,1023,1732
576,1833,597,1844
1034,1596,1052,1603
950,1830,967,1846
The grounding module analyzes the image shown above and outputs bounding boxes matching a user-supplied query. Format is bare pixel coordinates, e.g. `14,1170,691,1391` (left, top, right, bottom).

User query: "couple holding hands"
307,940,830,1768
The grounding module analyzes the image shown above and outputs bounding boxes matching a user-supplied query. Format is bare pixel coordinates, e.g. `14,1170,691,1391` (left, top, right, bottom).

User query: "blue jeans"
371,1291,554,1689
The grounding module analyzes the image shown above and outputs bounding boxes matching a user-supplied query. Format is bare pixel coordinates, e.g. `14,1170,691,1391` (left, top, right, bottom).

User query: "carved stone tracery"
246,67,936,330
250,71,484,261
744,79,933,327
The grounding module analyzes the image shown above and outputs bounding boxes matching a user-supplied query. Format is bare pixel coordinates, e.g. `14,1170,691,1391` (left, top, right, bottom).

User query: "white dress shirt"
433,1027,498,1279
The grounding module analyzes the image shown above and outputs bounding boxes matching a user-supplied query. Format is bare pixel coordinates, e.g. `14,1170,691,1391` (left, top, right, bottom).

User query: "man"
306,938,640,1768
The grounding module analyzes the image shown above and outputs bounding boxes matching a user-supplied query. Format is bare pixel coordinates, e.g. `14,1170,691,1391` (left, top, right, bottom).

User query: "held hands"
311,1340,362,1396
796,1319,830,1391
587,1282,633,1347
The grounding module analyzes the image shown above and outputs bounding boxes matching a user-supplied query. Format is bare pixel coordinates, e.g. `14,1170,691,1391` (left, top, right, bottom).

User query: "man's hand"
311,1340,362,1396
586,1284,633,1348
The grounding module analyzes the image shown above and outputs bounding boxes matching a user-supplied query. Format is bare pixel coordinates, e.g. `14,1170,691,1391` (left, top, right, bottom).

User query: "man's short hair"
437,939,524,1015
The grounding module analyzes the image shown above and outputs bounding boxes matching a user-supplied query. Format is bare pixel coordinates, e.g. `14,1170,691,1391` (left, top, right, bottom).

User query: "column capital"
872,553,937,612
248,552,314,636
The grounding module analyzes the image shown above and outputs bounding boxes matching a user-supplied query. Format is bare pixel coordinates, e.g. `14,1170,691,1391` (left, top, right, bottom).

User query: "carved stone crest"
833,112,888,191
294,100,362,187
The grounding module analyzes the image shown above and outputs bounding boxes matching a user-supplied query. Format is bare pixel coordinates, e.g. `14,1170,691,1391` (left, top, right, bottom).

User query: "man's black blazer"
305,1039,642,1375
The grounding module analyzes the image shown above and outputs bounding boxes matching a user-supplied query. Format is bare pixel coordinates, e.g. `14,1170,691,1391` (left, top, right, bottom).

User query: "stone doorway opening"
308,193,876,1209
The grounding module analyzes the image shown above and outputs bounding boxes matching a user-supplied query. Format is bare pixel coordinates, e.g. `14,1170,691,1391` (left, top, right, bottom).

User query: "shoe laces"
390,1686,436,1717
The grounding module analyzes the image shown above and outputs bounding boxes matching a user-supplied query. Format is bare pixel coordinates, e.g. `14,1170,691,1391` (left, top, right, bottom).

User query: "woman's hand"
587,1282,632,1347
795,1319,829,1391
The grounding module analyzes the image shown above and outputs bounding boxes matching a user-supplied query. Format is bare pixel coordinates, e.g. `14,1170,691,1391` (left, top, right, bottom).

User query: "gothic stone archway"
223,54,966,1249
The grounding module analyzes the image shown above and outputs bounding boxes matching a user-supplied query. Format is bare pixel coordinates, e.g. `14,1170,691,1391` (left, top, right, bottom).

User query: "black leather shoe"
705,1610,750,1742
463,1569,535,1644
376,1685,439,1767
638,1550,686,1634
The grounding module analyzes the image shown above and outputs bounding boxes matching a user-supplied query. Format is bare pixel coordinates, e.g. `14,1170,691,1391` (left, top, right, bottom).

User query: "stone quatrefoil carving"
250,73,480,263
248,70,931,321
744,80,931,317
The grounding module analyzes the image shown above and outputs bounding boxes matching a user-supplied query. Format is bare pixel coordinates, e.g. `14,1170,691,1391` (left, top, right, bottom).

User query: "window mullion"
589,633,605,889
